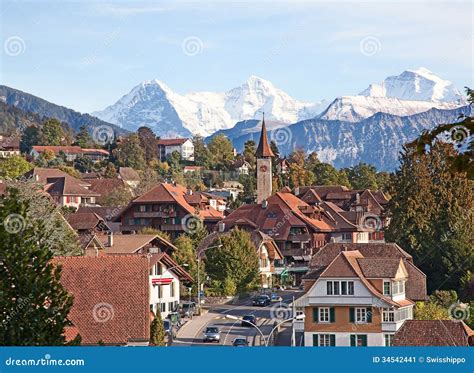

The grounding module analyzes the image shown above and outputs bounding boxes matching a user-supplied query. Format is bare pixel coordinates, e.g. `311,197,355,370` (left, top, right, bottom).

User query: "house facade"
120,182,223,238
294,243,427,347
0,135,20,158
157,138,194,162
30,146,109,162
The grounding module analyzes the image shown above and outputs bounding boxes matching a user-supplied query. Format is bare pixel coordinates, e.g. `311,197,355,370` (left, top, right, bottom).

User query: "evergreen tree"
39,119,64,146
193,135,212,168
345,162,379,189
207,134,234,170
313,163,350,187
137,127,157,164
74,125,93,148
243,140,256,166
149,313,166,346
113,134,146,170
386,142,474,293
0,188,74,345
20,126,40,153
288,149,315,187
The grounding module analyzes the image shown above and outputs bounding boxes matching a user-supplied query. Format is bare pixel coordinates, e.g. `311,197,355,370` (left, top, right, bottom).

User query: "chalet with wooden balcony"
293,242,426,347
119,182,223,238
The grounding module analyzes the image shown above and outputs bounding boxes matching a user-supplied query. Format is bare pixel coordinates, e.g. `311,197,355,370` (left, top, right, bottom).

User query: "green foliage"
344,162,379,189
288,149,315,187
138,227,172,243
103,162,117,178
205,229,259,294
20,126,40,153
208,134,234,170
0,155,33,179
113,134,146,170
243,140,256,166
137,127,157,164
74,125,94,148
135,169,162,196
58,165,81,179
149,312,166,346
386,142,474,293
102,186,133,207
414,301,449,320
429,290,459,308
39,119,64,146
193,135,212,168
313,163,350,187
222,277,237,296
73,156,94,173
0,188,74,345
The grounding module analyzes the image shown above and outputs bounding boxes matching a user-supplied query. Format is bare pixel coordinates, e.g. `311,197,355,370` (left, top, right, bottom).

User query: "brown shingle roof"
26,168,69,184
87,178,129,205
358,258,403,278
157,138,188,146
44,175,99,196
99,234,177,254
118,167,140,182
66,212,108,231
394,320,474,346
53,255,150,345
255,119,275,158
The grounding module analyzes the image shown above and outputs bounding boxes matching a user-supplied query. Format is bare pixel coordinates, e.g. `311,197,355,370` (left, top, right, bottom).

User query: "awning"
152,278,173,285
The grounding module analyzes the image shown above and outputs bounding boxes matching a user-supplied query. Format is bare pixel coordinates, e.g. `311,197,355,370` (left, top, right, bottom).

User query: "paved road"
173,290,302,347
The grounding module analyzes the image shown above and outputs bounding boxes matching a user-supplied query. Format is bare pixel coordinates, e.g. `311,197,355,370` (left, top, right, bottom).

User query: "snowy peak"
359,67,464,103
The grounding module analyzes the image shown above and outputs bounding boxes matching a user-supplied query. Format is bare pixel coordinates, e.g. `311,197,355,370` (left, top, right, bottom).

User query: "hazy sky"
1,1,472,113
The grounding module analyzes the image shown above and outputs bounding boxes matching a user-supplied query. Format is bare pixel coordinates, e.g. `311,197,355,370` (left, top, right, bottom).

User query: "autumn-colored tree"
137,126,157,164
0,155,32,179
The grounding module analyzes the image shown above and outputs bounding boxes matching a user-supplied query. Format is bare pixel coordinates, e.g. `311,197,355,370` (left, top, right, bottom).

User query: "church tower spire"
256,114,274,203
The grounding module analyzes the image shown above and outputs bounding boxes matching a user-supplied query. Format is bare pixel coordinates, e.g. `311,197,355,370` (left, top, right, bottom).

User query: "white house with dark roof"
157,138,194,161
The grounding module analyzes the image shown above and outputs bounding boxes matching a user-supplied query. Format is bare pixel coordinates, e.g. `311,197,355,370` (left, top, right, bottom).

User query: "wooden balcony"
134,211,176,218
288,233,311,243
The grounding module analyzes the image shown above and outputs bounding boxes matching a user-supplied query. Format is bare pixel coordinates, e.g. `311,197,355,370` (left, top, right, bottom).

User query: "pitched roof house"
119,182,223,238
53,255,151,346
157,138,194,162
30,146,109,162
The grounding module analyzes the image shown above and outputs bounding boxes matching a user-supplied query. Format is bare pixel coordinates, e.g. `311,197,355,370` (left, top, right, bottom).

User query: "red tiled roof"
394,320,474,346
32,145,83,154
44,175,99,197
53,255,150,345
25,168,69,184
81,148,110,155
157,138,189,146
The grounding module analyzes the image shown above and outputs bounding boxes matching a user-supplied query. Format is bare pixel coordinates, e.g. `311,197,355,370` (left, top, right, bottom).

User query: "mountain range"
92,68,466,137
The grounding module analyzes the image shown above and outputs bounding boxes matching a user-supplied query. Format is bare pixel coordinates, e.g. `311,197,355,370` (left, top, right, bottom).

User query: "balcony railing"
288,233,311,243
134,211,176,218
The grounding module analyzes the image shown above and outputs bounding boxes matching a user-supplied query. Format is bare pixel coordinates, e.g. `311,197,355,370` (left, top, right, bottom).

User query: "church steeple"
255,114,273,203
256,113,275,158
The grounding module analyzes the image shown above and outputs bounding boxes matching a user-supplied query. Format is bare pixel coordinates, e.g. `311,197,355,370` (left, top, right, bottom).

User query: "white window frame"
382,308,395,322
319,307,330,323
355,307,367,323
319,334,332,346
384,334,394,347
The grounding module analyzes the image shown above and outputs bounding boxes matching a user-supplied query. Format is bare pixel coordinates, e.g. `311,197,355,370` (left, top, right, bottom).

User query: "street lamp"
225,315,268,346
196,244,222,311
224,313,305,346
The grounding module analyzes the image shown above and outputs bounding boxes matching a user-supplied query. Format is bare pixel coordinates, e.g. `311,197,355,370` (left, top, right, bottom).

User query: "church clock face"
259,165,268,172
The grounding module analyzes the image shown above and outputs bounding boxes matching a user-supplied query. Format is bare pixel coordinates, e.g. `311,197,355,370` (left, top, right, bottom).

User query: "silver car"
203,326,220,343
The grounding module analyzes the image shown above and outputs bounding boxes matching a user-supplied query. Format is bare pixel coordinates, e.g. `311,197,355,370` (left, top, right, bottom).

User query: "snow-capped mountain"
319,68,465,122
359,67,464,102
93,76,327,137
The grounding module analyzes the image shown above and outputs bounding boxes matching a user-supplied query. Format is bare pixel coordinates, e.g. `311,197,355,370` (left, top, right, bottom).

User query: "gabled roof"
25,167,69,184
157,138,189,146
66,212,110,231
87,178,129,205
358,258,405,278
304,242,427,301
148,252,194,282
394,320,474,346
99,233,178,254
53,255,150,345
255,119,274,158
44,175,100,197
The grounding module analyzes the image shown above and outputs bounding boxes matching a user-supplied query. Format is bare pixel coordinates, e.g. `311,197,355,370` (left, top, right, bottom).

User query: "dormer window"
392,280,405,295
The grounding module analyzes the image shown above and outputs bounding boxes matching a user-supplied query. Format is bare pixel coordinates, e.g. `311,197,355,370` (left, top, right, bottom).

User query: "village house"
118,167,140,189
119,182,223,238
0,135,20,158
157,138,194,162
30,145,109,162
25,168,100,208
292,242,426,347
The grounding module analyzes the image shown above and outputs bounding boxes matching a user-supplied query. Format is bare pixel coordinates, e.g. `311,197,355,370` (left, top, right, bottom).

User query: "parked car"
252,295,271,307
232,338,249,347
163,319,176,339
241,314,257,327
203,326,220,343
271,293,283,302
180,302,197,318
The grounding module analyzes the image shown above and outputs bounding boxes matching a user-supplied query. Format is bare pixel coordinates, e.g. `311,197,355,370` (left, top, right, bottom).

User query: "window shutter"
350,335,356,347
330,334,336,346
330,307,335,323
312,307,319,323
361,335,368,346
313,334,318,346
366,307,372,323
349,307,355,322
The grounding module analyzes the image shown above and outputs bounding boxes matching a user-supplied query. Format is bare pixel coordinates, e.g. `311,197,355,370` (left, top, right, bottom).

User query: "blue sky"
1,1,472,113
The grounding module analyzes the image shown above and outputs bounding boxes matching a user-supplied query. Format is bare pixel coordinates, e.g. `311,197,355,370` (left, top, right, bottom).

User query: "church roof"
255,118,275,158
